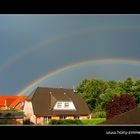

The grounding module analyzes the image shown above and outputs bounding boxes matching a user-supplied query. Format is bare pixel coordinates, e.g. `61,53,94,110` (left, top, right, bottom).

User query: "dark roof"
101,107,140,125
27,87,90,116
0,111,24,119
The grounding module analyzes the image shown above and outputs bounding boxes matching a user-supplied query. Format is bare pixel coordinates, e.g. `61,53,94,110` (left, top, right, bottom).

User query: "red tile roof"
0,96,26,110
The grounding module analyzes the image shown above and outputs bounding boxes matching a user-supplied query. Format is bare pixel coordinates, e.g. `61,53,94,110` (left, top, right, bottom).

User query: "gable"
23,101,34,116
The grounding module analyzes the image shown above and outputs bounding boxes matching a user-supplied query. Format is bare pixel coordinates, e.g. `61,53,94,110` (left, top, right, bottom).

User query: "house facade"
0,110,24,124
23,87,91,125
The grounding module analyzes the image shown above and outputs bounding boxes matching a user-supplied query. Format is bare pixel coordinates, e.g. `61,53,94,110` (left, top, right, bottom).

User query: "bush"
23,119,31,125
48,118,106,125
105,94,137,119
133,92,140,104
92,111,106,118
0,119,7,124
48,119,82,125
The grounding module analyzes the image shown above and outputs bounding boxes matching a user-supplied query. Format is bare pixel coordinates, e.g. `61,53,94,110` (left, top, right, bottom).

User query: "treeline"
76,77,140,117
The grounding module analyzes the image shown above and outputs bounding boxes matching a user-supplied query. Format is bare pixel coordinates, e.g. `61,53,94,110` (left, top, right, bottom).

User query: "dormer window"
64,102,69,108
57,102,62,108
53,101,76,110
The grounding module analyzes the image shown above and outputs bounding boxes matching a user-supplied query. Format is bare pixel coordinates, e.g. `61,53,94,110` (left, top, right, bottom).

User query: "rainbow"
17,57,140,96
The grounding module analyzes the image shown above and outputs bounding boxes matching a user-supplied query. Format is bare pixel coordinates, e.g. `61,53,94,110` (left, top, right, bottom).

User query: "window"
74,116,80,119
44,117,51,121
53,101,76,110
60,116,65,120
64,102,69,108
57,102,62,108
44,117,51,124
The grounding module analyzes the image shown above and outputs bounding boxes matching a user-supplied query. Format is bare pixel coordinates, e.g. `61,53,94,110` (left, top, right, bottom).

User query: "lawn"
81,118,106,125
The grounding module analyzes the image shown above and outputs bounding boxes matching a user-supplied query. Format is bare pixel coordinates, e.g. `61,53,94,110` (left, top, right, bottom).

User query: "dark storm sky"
0,15,140,95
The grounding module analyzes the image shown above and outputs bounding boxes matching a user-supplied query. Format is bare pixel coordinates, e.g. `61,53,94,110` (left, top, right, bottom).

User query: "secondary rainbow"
17,57,140,96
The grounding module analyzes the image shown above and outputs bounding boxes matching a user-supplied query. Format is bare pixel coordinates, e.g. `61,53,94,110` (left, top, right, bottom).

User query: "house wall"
23,101,36,124
79,116,89,120
27,115,89,125
23,101,34,117
65,116,74,119
30,115,37,124
36,117,44,125
16,119,23,124
51,116,60,120
6,119,23,124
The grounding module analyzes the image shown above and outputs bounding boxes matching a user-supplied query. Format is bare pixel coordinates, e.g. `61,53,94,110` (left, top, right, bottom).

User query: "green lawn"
81,118,106,125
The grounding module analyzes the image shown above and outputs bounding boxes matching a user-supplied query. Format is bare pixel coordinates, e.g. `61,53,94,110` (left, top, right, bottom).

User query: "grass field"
81,118,106,125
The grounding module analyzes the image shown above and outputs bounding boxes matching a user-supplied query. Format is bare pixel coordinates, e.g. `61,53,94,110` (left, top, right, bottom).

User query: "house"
101,107,140,125
0,96,26,124
23,87,91,125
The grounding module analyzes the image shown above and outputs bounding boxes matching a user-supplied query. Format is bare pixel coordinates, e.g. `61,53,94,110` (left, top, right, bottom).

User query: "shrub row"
48,119,82,125
0,119,7,124
48,118,106,125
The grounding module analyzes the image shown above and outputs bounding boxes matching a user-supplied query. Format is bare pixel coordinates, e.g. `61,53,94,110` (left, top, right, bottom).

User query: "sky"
1,15,140,95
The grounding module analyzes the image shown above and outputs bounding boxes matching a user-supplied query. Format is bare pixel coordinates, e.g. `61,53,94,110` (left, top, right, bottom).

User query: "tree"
76,77,140,114
107,80,119,89
99,87,123,107
122,77,134,93
76,78,108,111
105,94,137,119
131,79,140,105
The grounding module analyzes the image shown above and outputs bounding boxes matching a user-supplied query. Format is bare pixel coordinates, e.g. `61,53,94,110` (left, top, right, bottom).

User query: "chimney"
73,86,77,93
73,86,75,93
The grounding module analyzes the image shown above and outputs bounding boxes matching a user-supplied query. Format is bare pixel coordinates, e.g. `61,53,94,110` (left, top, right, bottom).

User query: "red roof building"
0,96,26,110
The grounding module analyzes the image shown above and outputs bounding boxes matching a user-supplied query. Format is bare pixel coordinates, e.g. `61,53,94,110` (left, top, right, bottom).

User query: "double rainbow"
17,57,140,96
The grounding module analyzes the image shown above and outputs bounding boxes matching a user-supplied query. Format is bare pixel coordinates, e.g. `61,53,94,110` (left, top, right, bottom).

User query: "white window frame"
64,102,69,108
57,102,62,108
53,101,76,110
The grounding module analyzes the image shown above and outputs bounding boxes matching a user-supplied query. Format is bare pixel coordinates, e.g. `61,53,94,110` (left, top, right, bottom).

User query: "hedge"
48,119,82,125
48,118,106,125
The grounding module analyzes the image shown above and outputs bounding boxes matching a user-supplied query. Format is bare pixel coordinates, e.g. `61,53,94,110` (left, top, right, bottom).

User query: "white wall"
23,101,34,116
